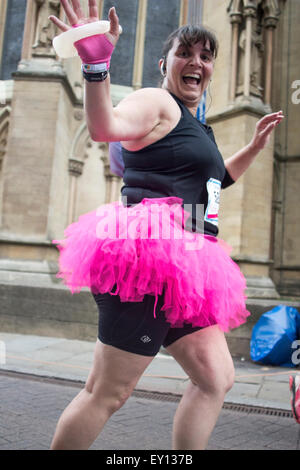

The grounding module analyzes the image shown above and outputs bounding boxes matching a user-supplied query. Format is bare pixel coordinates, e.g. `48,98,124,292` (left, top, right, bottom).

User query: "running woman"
49,0,284,450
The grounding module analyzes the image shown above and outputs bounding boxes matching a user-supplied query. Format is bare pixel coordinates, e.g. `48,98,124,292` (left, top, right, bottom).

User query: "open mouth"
182,74,201,86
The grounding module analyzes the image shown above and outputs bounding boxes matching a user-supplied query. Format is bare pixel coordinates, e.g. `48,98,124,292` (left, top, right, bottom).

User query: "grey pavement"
0,331,300,450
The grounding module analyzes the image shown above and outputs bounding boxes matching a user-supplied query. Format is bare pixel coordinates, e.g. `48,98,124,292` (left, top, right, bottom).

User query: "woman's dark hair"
161,24,219,72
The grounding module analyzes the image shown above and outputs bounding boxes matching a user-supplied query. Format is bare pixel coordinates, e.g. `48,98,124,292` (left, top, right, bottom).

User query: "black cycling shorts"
92,291,203,357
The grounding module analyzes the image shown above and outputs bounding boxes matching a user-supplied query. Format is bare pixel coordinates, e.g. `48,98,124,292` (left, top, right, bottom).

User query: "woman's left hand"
250,111,284,152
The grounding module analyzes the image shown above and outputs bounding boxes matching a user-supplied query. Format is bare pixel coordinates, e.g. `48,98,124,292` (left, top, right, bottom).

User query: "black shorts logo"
140,335,152,343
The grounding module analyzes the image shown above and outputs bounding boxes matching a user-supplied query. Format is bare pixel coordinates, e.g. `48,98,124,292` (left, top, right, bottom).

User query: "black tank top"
121,92,234,237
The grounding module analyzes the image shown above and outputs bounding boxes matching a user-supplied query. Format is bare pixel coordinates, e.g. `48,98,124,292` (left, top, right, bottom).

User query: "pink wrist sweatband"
73,30,114,69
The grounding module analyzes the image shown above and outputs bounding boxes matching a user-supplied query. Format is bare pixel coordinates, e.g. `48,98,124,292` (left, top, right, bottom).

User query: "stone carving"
68,158,84,177
263,0,280,19
228,0,280,103
32,0,60,56
237,20,264,97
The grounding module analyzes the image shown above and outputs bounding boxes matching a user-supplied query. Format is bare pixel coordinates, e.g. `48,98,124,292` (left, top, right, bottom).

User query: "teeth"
183,74,201,80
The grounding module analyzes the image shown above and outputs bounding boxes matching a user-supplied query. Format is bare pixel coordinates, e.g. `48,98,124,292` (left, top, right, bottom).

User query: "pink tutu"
53,197,250,331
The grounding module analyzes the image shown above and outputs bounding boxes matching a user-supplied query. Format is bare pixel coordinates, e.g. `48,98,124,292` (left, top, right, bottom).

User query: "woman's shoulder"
118,88,181,152
128,86,170,97
119,87,177,112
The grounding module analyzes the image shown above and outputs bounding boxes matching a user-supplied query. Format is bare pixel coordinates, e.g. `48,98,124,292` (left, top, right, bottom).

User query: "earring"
160,60,166,77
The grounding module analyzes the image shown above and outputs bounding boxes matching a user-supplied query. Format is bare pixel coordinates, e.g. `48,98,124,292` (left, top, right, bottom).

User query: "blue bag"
250,305,300,367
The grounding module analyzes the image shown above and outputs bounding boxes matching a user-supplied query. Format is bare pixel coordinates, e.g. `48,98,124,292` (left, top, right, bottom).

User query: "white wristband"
82,62,108,74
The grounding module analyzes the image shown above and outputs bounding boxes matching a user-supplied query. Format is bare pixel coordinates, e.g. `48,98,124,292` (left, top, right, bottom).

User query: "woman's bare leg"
51,340,154,450
166,325,235,450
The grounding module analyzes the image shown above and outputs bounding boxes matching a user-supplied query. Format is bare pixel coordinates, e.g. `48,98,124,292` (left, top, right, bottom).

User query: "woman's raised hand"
250,110,284,152
49,0,120,48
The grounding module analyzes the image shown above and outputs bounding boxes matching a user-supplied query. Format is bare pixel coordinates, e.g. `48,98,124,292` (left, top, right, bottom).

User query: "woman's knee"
190,349,235,396
85,374,134,414
109,383,135,412
217,358,235,394
168,326,235,397
170,342,234,396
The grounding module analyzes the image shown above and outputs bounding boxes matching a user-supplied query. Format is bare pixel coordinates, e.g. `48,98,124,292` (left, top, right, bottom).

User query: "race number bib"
204,178,221,227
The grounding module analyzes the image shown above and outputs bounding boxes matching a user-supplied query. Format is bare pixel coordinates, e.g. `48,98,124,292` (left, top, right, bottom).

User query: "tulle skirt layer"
53,197,250,331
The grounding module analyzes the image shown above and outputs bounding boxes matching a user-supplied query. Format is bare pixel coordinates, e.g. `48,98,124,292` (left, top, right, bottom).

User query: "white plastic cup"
53,20,123,59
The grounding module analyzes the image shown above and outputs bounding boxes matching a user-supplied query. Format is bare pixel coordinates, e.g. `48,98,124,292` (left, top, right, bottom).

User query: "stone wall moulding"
99,143,111,178
66,122,92,224
227,0,281,106
70,121,92,164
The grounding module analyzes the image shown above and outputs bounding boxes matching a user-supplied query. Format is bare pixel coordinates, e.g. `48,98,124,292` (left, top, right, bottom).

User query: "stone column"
229,12,243,102
0,0,8,69
179,0,189,26
132,0,148,90
187,0,203,23
264,16,278,106
243,5,257,100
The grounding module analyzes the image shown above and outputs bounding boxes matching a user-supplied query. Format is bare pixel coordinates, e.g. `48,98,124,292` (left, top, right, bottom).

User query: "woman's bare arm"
50,1,161,143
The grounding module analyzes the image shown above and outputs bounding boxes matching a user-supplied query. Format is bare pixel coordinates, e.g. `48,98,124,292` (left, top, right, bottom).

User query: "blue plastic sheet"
250,305,300,367
109,141,124,177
